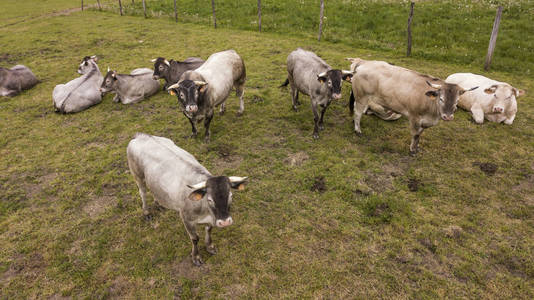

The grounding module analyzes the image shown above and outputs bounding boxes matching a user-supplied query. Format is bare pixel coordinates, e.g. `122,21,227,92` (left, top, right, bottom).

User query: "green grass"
1,0,533,298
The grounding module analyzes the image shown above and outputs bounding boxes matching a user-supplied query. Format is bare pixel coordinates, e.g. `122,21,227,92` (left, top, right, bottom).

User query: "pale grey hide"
52,56,103,113
0,65,39,97
100,68,160,104
284,48,353,139
127,133,247,266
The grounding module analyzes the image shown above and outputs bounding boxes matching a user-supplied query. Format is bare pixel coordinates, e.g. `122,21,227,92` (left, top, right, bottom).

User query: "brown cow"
348,58,477,154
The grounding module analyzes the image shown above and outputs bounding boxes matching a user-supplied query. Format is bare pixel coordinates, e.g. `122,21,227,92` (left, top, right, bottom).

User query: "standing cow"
53,56,103,113
445,73,524,125
152,57,205,90
0,65,39,97
348,58,477,154
127,133,248,266
281,48,353,139
167,49,246,142
100,67,160,104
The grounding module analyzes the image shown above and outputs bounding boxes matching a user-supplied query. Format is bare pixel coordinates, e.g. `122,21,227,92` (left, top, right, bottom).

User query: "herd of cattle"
0,48,525,265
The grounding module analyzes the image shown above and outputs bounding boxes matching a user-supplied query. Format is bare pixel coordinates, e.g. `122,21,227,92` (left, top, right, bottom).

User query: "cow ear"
188,189,206,201
425,90,438,99
484,85,498,94
514,88,525,97
341,70,354,82
317,75,327,84
229,176,248,191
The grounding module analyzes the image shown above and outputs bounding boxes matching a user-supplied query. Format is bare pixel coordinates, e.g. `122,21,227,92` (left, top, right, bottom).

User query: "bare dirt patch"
25,172,58,199
83,195,116,218
172,257,210,280
407,178,420,192
284,151,309,167
0,253,46,286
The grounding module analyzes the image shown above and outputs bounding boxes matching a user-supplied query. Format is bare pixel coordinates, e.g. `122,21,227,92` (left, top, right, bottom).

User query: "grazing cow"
127,133,248,266
99,67,160,104
152,57,205,90
0,65,39,97
167,49,246,142
348,58,478,154
281,48,353,139
445,73,524,125
52,56,103,113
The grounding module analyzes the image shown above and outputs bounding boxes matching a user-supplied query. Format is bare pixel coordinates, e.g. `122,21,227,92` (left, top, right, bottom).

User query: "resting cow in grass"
347,58,478,155
281,48,353,139
127,133,248,266
100,67,160,104
152,57,204,90
0,65,39,97
52,56,103,113
167,49,246,142
446,73,524,125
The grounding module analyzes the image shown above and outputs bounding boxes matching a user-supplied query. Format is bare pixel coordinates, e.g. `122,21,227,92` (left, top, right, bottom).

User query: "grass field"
1,0,533,298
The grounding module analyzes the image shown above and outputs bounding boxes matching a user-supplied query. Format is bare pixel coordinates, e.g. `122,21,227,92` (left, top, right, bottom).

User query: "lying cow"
348,58,477,154
167,49,246,142
445,73,524,125
53,56,103,113
0,65,39,97
127,133,248,266
152,57,205,90
99,67,160,104
281,48,353,139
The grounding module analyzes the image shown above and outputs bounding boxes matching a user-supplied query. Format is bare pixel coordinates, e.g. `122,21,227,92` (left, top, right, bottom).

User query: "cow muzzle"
332,93,342,100
493,106,504,113
186,105,198,113
215,217,233,228
441,114,454,121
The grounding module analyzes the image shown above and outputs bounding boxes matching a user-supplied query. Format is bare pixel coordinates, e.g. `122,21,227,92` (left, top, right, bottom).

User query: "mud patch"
284,151,309,167
407,178,420,192
172,257,210,280
473,162,497,176
83,195,116,218
25,172,58,199
310,176,327,193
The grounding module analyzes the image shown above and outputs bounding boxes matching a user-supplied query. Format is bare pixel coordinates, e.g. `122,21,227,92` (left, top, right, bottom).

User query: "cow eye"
180,92,185,99
159,66,163,70
84,62,88,66
207,197,215,205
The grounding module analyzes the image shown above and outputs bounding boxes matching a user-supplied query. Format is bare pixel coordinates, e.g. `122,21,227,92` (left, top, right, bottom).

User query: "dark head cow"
151,57,204,90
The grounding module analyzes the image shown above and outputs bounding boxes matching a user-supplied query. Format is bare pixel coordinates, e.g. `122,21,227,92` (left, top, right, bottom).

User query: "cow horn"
342,70,354,75
466,86,479,92
164,60,170,66
317,71,328,78
188,181,207,191
426,81,442,89
167,83,180,90
107,66,110,72
150,58,157,63
90,55,98,62
193,81,207,86
229,176,248,183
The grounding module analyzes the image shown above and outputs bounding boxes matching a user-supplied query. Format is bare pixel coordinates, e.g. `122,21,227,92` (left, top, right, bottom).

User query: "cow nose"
216,217,233,228
493,107,503,113
441,114,454,121
186,105,198,113
332,93,342,100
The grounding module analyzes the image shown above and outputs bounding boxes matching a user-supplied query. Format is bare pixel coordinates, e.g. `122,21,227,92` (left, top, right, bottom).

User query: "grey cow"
53,56,103,113
127,133,248,266
100,67,160,104
167,49,246,142
0,65,39,97
152,57,205,90
281,48,353,139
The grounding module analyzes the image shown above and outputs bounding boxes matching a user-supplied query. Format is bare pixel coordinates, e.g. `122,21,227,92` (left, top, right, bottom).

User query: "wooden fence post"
119,0,123,16
258,0,262,32
484,6,503,71
142,0,147,18
174,0,178,22
211,0,217,28
97,0,101,11
318,0,324,41
81,0,84,11
407,2,415,56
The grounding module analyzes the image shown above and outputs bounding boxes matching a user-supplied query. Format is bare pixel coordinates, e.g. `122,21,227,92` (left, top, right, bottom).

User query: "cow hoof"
292,106,298,112
409,150,418,157
354,130,362,137
143,213,153,221
236,111,243,117
192,256,203,266
204,137,211,143
319,124,325,131
186,133,198,139
219,110,225,116
312,133,319,140
206,245,217,255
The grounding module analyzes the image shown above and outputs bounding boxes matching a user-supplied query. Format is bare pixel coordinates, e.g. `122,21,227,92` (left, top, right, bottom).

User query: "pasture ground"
1,0,533,298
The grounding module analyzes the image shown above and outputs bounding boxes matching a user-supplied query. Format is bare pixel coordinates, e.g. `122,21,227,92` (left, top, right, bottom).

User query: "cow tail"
279,78,289,88
349,90,355,113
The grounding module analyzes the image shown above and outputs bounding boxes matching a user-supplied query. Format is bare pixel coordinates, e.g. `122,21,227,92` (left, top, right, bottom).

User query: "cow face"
188,176,247,228
317,69,353,100
99,69,117,94
167,80,208,114
425,81,478,121
151,57,171,80
78,56,97,75
484,84,523,114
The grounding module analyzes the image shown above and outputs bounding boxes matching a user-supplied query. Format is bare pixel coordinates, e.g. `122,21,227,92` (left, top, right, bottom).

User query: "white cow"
446,73,524,124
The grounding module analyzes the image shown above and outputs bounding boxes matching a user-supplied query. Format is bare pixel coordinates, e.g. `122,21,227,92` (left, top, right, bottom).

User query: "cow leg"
129,166,150,217
318,103,329,131
219,102,226,115
353,94,370,135
204,109,214,143
311,100,320,139
181,217,202,266
112,94,120,103
470,104,485,124
409,119,424,155
186,114,198,138
205,225,216,255
290,84,299,111
236,84,245,116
